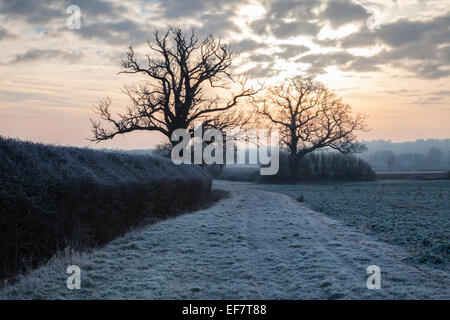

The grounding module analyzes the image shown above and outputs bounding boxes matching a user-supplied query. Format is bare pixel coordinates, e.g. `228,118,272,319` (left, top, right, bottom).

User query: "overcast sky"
0,0,449,149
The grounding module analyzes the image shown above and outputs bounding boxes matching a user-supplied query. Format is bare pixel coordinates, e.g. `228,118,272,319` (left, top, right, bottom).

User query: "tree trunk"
289,145,299,182
289,157,298,182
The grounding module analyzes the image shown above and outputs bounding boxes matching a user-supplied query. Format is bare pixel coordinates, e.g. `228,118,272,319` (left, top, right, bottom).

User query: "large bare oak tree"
90,27,257,146
254,75,368,179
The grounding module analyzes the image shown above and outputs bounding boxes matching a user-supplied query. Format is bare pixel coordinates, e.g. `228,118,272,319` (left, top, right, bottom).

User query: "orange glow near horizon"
0,0,449,149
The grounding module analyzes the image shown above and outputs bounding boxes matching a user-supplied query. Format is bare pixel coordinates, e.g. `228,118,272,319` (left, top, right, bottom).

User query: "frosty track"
1,180,448,299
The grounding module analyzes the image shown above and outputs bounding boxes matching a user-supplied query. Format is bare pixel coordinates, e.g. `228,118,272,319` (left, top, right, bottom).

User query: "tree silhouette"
90,27,258,146
253,75,368,179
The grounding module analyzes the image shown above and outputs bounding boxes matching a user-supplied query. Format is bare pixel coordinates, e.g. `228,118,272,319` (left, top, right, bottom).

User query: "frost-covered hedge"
0,137,211,279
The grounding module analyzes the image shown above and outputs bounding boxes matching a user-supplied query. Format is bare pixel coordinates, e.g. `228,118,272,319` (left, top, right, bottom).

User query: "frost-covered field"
1,181,448,299
252,180,449,268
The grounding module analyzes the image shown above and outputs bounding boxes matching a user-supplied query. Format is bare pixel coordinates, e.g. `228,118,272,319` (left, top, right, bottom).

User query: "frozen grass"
0,136,212,279
1,181,448,299
252,180,450,267
218,165,260,182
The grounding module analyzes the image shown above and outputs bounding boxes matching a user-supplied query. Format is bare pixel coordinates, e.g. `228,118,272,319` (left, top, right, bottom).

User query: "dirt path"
1,180,448,299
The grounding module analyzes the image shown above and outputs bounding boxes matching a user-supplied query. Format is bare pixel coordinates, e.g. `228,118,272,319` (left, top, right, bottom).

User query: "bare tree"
379,150,396,171
90,27,258,146
254,75,368,179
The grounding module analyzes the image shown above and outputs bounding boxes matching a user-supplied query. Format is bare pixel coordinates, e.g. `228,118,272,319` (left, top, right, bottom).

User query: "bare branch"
90,27,257,145
253,75,368,177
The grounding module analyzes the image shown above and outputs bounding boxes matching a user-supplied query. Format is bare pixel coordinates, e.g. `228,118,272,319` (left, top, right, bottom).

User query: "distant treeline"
214,152,375,183
363,139,450,154
362,139,450,171
0,137,212,279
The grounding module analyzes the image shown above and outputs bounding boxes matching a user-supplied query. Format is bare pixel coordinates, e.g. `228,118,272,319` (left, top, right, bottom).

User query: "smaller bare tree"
253,75,368,179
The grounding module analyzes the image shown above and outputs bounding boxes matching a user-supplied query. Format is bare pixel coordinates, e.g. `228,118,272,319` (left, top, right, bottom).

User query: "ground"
1,180,449,299
251,180,450,266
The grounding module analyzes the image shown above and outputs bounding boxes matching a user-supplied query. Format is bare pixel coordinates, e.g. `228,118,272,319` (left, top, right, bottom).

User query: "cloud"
153,0,242,19
322,0,369,27
62,19,152,46
276,44,310,59
247,53,274,62
271,20,319,38
414,63,449,80
0,0,62,24
249,0,321,38
4,49,83,64
150,0,243,37
250,18,319,39
378,20,435,47
69,0,130,19
230,39,268,53
409,87,450,105
432,89,450,97
0,27,16,41
197,12,240,37
266,0,320,20
339,14,450,49
0,0,129,24
299,51,357,74
311,13,450,79
438,45,450,64
246,63,278,78
0,0,449,80
411,96,446,105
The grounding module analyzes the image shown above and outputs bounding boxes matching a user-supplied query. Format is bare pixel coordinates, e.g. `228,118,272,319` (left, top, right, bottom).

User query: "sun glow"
238,3,266,21
317,24,360,40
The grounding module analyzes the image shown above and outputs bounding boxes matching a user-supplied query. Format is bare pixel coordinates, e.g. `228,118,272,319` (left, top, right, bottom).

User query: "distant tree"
253,75,368,180
427,147,443,169
89,27,258,146
379,150,397,171
448,150,450,169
